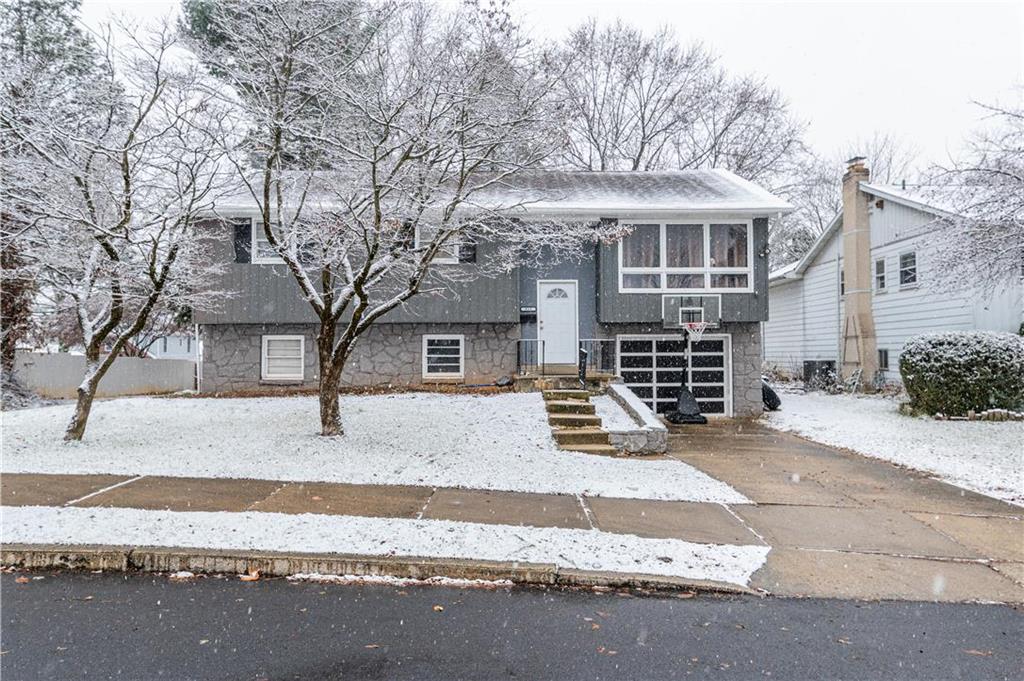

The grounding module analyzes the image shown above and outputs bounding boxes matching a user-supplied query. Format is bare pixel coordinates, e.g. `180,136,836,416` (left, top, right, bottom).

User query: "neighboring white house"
764,160,1022,383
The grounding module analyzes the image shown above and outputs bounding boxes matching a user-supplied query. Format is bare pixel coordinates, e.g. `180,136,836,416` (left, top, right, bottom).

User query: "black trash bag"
665,386,708,425
762,379,782,411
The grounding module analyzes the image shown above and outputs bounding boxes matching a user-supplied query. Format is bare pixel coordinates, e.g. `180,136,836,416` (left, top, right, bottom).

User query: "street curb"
1,544,756,596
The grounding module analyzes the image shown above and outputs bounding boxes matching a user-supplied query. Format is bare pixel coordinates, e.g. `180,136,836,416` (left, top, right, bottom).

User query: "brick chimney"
839,157,878,388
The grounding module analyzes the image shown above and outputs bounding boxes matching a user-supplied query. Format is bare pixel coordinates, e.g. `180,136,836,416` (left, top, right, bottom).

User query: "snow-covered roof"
859,182,956,216
469,168,794,215
769,181,953,286
213,168,793,217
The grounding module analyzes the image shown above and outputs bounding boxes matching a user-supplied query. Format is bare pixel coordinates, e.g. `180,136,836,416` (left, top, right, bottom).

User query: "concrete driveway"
668,419,1024,602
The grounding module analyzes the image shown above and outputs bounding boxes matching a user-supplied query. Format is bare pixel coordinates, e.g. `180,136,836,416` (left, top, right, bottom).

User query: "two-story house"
196,169,792,417
763,159,1022,384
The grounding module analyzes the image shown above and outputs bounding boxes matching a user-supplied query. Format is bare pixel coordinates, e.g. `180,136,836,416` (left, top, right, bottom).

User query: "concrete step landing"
545,400,596,415
552,428,610,446
542,389,591,402
548,413,602,428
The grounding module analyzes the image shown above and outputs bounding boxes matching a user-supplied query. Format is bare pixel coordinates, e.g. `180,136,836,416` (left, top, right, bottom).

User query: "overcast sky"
82,0,1022,174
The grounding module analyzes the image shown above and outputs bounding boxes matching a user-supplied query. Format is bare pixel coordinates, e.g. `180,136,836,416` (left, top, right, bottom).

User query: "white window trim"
251,220,285,265
422,334,465,379
615,333,733,417
874,258,887,292
261,334,305,381
415,225,460,265
618,221,754,294
898,251,918,288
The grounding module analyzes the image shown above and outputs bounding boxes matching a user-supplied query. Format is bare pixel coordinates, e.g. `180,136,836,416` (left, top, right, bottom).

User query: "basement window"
878,348,890,371
261,335,304,381
422,335,464,379
899,252,918,287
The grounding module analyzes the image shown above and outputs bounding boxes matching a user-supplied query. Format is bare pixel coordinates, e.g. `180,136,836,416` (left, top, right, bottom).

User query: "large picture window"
618,221,753,292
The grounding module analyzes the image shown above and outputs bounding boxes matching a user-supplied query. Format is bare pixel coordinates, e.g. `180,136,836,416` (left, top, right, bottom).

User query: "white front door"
538,280,578,364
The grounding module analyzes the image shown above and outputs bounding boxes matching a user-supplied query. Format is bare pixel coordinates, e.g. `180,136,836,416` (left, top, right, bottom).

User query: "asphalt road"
2,571,1021,680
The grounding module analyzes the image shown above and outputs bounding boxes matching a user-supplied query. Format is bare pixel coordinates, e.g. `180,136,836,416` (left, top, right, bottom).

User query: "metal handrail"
578,338,617,376
515,338,545,376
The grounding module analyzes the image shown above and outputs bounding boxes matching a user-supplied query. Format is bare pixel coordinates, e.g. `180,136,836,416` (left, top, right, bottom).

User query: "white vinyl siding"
767,197,1024,383
422,335,464,378
261,335,304,381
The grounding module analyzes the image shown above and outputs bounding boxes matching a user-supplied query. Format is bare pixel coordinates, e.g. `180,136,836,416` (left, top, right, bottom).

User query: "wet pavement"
3,571,1022,680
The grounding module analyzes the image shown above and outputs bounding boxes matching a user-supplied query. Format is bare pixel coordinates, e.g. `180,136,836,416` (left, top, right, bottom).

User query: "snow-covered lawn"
2,506,769,587
765,392,1024,506
1,393,747,503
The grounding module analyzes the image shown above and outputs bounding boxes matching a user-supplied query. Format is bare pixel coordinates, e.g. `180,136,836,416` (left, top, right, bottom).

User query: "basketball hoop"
683,321,710,345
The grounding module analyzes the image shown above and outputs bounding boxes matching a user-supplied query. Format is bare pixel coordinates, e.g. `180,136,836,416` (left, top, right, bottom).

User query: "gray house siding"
195,219,519,325
597,217,770,324
517,247,599,341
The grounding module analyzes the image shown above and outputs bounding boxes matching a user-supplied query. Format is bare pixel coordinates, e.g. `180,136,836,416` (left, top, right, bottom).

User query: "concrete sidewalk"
2,420,1022,603
668,420,1024,602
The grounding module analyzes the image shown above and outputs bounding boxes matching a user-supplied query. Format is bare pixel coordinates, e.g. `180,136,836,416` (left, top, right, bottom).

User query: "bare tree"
189,0,617,436
555,19,805,179
1,20,229,439
928,101,1023,295
769,132,920,268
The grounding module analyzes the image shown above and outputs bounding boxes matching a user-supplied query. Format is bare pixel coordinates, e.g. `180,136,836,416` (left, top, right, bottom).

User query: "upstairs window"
899,252,918,286
415,224,462,264
875,258,886,291
251,220,284,264
619,222,752,292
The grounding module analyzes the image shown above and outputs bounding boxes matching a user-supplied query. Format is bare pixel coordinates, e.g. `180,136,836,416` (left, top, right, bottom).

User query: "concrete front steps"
542,390,619,456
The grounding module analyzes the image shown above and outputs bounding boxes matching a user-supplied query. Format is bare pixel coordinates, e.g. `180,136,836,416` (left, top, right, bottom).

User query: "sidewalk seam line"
64,476,146,506
576,494,596,529
721,504,769,545
416,488,437,520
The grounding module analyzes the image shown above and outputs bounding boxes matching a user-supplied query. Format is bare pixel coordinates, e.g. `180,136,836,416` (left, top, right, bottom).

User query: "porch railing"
516,339,545,376
578,339,617,376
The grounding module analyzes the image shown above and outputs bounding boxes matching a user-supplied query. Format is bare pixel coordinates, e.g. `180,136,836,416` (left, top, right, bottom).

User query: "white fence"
14,352,196,399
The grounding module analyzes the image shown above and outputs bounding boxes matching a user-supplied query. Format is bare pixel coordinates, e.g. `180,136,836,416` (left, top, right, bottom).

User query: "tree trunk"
64,384,97,441
316,324,343,436
64,356,102,441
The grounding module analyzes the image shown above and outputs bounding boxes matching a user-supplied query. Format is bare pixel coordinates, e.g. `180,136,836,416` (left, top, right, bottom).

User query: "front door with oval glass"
537,280,578,365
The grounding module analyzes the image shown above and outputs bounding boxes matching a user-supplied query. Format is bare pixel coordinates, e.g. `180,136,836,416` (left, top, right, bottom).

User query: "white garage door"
617,335,732,416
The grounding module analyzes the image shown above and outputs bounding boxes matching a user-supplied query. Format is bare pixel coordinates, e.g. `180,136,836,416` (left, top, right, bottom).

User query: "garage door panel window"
619,222,753,293
618,335,732,416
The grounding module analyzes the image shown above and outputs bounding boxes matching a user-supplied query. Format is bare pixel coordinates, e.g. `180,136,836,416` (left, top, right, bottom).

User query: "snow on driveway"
1,505,769,587
2,393,747,503
765,391,1024,506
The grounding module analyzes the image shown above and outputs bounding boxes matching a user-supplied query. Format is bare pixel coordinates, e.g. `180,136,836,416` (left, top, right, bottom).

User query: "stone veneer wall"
596,321,764,418
199,322,519,392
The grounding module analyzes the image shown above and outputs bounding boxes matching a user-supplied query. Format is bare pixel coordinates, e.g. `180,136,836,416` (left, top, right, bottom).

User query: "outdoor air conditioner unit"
662,294,722,329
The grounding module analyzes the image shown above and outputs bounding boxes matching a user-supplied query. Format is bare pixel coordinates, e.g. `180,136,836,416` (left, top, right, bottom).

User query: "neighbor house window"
899,252,917,286
251,221,284,264
875,258,886,291
878,348,889,371
840,269,845,296
422,335,464,378
415,224,461,264
619,221,752,292
261,335,304,381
